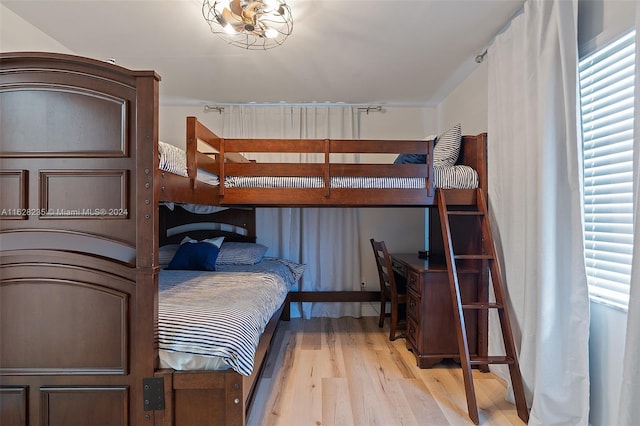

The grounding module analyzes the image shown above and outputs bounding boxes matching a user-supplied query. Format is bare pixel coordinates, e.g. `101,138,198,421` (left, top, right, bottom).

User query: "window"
579,30,635,310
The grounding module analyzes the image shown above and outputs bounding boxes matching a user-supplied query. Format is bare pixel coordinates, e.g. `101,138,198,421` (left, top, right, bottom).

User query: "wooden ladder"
437,188,529,424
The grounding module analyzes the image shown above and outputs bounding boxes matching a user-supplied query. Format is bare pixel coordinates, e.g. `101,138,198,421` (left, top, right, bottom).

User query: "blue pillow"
394,153,427,164
394,134,438,164
166,242,220,271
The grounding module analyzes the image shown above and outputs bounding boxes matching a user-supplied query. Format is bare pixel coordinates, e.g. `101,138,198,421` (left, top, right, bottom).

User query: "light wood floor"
247,316,527,426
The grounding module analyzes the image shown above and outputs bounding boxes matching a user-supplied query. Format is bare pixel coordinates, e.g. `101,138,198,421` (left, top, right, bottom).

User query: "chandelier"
202,0,293,50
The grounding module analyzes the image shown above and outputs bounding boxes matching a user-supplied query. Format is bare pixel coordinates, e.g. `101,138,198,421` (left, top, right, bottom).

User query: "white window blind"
579,30,635,310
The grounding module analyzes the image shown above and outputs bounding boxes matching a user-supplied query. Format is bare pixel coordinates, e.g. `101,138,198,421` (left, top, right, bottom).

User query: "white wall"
0,4,73,53
435,1,635,424
437,61,489,136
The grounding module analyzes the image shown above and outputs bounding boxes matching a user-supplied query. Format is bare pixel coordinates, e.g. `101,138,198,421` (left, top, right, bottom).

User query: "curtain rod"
203,104,383,114
357,105,382,114
203,105,224,114
474,4,525,64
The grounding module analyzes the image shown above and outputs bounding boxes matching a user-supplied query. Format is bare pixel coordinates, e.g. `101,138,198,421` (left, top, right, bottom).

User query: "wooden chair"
370,238,407,341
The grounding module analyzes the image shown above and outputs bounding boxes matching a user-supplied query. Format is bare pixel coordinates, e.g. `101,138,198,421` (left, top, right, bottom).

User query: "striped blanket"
158,260,296,376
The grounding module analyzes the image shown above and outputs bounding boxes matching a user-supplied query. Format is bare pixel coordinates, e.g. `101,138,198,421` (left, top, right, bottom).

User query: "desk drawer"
407,270,420,295
407,289,420,321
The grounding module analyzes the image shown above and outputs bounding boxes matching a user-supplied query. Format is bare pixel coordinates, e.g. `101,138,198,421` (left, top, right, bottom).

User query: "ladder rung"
453,254,494,260
469,356,514,365
447,211,484,216
461,302,503,310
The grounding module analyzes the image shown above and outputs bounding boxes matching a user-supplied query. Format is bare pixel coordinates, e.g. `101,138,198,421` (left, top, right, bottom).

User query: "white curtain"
223,105,362,318
618,6,640,424
487,1,591,424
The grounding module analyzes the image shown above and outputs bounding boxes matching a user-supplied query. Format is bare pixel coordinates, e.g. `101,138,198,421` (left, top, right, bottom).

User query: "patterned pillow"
216,242,268,265
433,123,462,167
158,141,187,176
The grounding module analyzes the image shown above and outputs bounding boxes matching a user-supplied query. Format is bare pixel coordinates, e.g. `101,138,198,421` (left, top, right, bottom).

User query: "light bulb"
264,27,278,38
262,0,278,10
224,23,237,34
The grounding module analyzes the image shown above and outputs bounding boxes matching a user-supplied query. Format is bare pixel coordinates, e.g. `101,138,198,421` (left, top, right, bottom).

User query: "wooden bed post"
134,66,162,426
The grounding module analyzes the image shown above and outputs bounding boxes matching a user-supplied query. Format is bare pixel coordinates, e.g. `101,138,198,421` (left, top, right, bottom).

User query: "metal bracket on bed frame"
143,377,165,411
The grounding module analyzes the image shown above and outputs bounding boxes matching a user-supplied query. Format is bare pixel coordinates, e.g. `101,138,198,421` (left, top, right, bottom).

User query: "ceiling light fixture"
202,0,293,50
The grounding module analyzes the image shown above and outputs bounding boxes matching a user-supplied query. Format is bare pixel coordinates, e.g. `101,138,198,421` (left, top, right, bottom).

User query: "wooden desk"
390,253,488,369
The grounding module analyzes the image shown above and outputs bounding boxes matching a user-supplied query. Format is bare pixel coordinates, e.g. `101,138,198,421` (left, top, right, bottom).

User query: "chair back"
370,239,399,300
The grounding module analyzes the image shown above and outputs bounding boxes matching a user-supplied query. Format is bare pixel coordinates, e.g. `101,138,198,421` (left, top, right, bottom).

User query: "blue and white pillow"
216,242,268,265
433,123,462,167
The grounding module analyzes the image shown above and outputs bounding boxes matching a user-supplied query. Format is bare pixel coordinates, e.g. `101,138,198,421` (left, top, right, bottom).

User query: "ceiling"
2,0,524,106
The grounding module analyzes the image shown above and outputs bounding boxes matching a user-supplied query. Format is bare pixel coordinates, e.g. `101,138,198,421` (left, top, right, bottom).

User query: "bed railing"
184,116,434,206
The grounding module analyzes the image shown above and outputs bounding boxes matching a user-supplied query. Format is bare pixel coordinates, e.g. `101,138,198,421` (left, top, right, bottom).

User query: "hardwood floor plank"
398,378,451,425
383,339,417,380
474,377,525,426
323,318,347,378
302,317,322,350
341,347,392,424
289,350,326,425
322,378,355,426
418,363,479,422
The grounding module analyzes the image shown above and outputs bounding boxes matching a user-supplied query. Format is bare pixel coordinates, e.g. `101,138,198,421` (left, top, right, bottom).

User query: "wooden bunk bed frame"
0,52,488,426
160,116,487,207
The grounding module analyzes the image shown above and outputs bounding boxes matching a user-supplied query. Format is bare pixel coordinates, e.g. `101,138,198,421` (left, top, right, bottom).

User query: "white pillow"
433,123,462,167
180,236,225,248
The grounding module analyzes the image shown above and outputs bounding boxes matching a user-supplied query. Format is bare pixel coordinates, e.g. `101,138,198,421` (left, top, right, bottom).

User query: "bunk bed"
0,52,488,426
158,116,487,207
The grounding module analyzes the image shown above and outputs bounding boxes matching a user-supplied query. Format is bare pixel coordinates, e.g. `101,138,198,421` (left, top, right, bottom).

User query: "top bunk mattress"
158,141,479,190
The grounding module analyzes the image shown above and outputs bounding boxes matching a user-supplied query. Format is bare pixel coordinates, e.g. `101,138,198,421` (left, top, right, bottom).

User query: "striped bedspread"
158,260,295,376
158,141,478,190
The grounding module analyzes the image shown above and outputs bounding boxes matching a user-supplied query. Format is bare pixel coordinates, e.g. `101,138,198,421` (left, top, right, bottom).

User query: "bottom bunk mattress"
158,258,303,375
